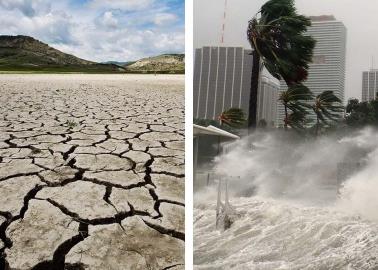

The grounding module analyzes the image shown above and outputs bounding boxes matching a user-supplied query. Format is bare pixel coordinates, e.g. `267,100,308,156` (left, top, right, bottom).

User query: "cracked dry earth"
0,74,184,270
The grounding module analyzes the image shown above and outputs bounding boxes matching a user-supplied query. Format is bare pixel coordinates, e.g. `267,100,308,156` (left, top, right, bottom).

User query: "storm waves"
194,128,378,270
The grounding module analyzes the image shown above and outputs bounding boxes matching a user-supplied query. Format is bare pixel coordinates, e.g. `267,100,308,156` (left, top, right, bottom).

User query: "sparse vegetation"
0,35,184,74
125,54,185,74
0,35,120,73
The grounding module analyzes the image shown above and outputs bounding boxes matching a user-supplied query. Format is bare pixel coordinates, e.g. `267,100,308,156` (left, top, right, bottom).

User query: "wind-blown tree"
193,108,246,132
345,98,378,127
218,108,246,128
216,108,246,154
247,0,315,129
312,91,344,135
345,98,360,114
278,83,313,129
285,111,308,131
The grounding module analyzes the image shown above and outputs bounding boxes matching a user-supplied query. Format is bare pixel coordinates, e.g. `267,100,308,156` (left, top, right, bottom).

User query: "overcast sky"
194,0,378,101
0,0,184,62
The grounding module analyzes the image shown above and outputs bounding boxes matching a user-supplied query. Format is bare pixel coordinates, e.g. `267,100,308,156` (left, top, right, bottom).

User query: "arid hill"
125,54,184,73
0,35,124,72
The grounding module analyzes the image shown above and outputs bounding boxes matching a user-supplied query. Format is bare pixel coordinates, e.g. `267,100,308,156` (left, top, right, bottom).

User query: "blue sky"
0,0,184,62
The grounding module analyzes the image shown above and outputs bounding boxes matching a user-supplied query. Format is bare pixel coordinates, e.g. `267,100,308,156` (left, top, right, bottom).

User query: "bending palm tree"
278,83,313,129
216,108,246,154
247,0,315,129
286,111,307,131
218,108,246,128
312,91,344,135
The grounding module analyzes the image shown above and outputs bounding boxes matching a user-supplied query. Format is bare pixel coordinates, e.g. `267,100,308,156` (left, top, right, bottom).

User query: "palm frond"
247,0,316,86
313,90,343,126
218,108,246,128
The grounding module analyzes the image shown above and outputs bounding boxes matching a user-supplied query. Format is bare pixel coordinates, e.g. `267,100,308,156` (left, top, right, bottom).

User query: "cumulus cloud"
0,9,76,44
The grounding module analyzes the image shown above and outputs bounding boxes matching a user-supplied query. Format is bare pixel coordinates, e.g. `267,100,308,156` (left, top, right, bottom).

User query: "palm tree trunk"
248,49,260,132
316,116,320,136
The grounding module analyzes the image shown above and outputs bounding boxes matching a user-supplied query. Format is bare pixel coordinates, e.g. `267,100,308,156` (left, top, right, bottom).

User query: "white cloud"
154,13,178,26
0,9,76,44
89,0,154,11
101,11,118,29
59,26,184,62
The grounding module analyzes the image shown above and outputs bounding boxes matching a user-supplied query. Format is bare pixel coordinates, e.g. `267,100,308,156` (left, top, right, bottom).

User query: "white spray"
212,127,378,217
194,127,378,269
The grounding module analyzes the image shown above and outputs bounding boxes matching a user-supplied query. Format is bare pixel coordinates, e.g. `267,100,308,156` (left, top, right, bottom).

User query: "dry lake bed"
0,74,184,270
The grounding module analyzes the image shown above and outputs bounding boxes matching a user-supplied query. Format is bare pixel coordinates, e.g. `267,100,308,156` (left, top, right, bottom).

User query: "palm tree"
278,83,313,129
285,111,307,131
312,91,344,135
247,0,315,129
216,108,246,154
218,108,246,128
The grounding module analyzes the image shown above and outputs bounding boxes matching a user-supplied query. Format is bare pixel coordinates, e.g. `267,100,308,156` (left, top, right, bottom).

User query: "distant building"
276,15,347,126
361,70,378,101
257,76,279,126
193,46,279,127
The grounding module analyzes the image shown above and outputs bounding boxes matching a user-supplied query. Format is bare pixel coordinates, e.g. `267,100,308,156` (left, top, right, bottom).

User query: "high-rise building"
361,70,378,101
276,15,347,126
193,46,252,121
193,46,279,127
257,76,279,126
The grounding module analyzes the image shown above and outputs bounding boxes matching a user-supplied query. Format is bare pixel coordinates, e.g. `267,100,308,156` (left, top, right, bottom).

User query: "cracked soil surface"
0,74,184,270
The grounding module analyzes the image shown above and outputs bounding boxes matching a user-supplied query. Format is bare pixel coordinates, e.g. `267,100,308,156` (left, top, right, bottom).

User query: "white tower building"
361,70,378,101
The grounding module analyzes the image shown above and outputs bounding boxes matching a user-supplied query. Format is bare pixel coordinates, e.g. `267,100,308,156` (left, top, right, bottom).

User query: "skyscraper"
257,76,279,126
361,70,378,101
276,15,347,126
193,46,279,126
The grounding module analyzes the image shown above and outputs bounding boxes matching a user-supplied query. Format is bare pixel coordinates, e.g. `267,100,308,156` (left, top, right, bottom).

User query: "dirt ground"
0,74,184,270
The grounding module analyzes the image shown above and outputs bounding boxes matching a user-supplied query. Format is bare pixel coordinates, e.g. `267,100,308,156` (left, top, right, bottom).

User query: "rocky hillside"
125,54,184,73
0,35,123,72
